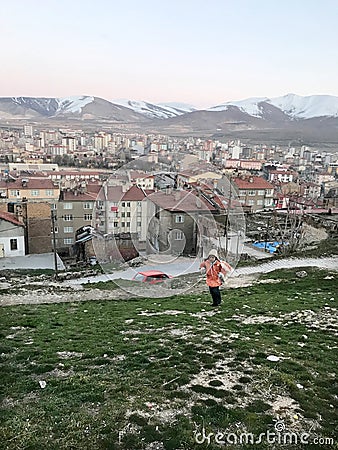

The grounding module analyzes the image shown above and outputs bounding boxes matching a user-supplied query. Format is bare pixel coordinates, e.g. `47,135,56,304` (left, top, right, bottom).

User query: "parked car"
132,270,173,284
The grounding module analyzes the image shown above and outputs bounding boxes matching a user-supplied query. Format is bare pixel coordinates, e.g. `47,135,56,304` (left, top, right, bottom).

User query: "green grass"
1,268,337,449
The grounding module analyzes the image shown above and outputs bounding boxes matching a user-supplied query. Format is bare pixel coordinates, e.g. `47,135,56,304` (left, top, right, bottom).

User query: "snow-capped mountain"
208,94,338,119
9,96,95,117
0,96,146,122
0,94,337,143
112,99,196,119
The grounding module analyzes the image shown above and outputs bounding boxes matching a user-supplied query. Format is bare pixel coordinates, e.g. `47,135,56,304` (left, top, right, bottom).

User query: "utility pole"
51,210,59,280
264,216,271,252
225,176,232,257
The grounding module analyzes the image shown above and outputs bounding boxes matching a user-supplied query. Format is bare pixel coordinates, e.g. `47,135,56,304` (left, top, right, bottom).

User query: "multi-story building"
56,190,97,253
232,176,274,212
0,177,60,203
268,170,296,183
147,189,215,255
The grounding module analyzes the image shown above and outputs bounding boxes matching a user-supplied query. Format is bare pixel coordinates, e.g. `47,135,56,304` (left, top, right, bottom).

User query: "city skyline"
1,0,338,108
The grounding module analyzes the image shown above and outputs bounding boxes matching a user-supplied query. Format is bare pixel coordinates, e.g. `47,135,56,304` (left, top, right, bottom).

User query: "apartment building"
0,177,60,203
56,190,97,253
232,176,274,212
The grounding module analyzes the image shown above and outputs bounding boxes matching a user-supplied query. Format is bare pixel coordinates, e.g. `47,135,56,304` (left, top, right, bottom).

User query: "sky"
1,0,338,108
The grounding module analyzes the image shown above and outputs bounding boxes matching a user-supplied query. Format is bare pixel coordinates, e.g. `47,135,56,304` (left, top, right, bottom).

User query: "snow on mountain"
269,94,338,119
208,97,268,117
112,99,196,119
157,102,197,113
11,95,95,116
208,94,338,119
55,96,94,114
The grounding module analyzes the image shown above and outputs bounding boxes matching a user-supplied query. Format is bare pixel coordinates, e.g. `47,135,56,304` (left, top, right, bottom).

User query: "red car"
132,270,173,284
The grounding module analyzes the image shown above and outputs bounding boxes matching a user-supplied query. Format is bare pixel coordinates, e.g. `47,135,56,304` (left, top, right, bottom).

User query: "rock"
267,355,280,362
296,271,308,278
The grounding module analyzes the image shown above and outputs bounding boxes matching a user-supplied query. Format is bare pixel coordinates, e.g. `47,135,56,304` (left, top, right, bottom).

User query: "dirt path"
1,257,337,307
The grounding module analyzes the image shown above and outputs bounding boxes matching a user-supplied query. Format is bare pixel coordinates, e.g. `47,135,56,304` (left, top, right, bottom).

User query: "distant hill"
0,94,337,144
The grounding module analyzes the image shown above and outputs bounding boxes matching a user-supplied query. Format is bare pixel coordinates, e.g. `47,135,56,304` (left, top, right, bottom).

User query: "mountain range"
0,94,337,144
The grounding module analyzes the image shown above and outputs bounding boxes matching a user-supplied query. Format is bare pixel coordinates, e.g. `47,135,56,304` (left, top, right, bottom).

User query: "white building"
0,212,25,257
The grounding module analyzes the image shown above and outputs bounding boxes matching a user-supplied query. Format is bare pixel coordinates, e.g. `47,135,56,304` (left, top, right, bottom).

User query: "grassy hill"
1,267,337,449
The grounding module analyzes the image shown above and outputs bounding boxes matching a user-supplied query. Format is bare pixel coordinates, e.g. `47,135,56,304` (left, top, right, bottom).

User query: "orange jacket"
200,259,232,287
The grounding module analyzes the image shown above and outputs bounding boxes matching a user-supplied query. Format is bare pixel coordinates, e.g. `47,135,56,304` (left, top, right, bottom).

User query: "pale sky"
1,0,337,108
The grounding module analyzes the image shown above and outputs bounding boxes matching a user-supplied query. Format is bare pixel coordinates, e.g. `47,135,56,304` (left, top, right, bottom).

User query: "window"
126,222,130,228
64,238,74,245
63,203,73,209
31,190,40,196
45,190,53,196
83,202,93,209
248,200,255,206
63,214,73,221
175,215,184,223
137,221,142,227
84,214,92,221
258,190,265,196
114,222,118,227
121,222,125,227
137,201,142,206
121,202,125,207
127,212,131,217
127,202,130,207
174,230,183,240
248,190,255,196
10,239,18,250
121,212,125,217
64,226,73,233
52,226,58,233
257,200,263,206
10,190,20,197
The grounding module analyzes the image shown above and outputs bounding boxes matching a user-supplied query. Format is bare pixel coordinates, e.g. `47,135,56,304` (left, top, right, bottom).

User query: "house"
268,170,296,183
0,177,60,203
147,189,215,256
129,171,155,190
0,211,25,257
231,176,274,212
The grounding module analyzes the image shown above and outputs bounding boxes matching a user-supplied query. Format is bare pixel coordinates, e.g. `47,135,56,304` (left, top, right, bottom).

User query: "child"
200,249,232,306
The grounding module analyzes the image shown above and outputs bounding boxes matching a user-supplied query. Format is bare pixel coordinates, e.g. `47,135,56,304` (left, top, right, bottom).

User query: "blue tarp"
252,241,289,254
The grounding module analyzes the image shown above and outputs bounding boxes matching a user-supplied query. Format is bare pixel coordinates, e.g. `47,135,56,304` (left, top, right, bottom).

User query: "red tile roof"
122,185,147,201
149,190,215,212
233,176,274,190
0,178,58,190
0,211,24,227
101,186,124,202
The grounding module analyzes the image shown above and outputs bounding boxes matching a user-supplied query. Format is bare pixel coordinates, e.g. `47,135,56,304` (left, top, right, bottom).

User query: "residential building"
0,177,60,203
56,189,98,254
232,176,274,212
0,211,25,257
147,189,215,255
